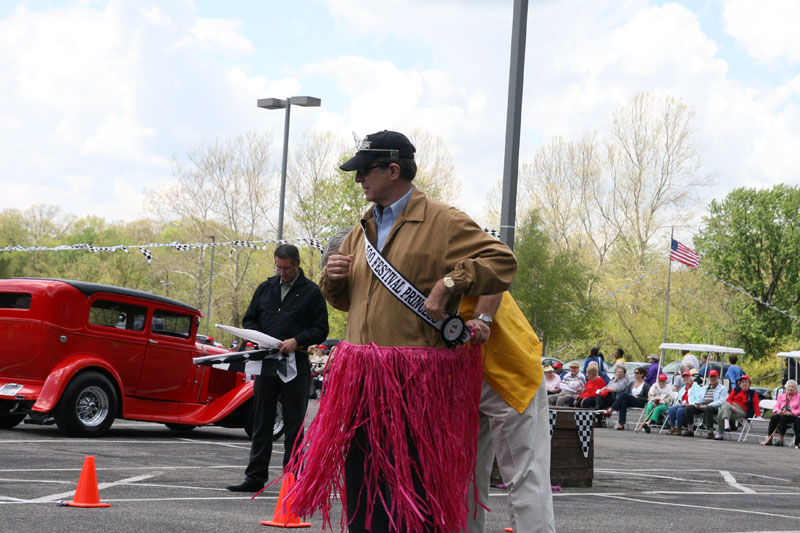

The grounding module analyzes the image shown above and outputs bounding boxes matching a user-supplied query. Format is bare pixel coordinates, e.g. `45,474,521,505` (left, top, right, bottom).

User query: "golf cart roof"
777,351,800,359
659,343,745,354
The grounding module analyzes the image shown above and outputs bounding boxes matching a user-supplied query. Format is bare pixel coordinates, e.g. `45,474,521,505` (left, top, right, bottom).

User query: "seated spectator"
685,369,728,438
549,361,586,407
714,375,760,440
583,347,610,384
577,363,606,410
605,366,650,430
544,365,561,395
644,354,660,385
672,365,693,390
595,365,630,427
764,380,800,447
639,373,675,433
667,371,701,435
552,361,564,378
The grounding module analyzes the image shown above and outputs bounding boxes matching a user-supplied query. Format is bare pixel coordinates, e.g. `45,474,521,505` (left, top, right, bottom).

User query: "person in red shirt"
577,363,606,409
714,375,760,440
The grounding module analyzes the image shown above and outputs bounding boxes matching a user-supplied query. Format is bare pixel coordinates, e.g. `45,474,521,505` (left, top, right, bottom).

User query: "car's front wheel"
55,371,117,437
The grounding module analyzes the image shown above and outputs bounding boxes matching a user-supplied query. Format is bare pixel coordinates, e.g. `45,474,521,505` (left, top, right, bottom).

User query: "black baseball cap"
340,130,416,171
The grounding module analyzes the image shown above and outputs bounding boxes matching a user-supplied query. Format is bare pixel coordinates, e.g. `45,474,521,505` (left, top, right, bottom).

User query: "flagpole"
660,228,674,373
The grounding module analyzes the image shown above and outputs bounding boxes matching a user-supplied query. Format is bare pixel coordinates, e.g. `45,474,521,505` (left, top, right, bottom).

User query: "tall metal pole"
660,228,674,372
499,0,528,250
277,99,292,242
205,235,216,336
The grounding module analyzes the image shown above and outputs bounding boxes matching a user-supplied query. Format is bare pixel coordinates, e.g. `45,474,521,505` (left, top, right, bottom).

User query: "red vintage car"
0,278,264,438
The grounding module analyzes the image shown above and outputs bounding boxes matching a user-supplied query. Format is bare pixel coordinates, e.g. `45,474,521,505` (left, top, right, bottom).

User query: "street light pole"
257,96,322,241
206,235,215,337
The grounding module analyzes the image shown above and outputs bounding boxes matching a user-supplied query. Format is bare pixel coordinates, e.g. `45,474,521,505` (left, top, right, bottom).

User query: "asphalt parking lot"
1,408,799,533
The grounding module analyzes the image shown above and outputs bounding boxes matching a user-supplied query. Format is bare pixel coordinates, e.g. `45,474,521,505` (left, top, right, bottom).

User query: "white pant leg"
466,402,493,533
473,381,556,533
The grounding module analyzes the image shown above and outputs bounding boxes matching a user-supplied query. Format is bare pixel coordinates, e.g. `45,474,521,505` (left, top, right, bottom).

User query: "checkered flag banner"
549,409,557,437
137,247,152,265
303,237,324,253
573,410,593,458
483,228,501,239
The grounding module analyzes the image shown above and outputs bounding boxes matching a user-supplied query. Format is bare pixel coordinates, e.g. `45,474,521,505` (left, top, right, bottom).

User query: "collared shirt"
703,384,717,404
373,186,413,251
280,276,297,301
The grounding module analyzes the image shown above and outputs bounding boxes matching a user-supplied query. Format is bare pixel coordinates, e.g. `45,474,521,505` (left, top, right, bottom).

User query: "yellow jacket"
460,292,542,413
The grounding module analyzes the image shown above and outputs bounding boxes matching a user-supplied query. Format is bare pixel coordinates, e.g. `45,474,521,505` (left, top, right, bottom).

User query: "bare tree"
145,132,278,330
606,93,711,267
407,129,458,204
520,93,709,298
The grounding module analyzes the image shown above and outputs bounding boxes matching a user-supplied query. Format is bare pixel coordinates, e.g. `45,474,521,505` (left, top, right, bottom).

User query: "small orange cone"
66,456,111,508
260,473,311,528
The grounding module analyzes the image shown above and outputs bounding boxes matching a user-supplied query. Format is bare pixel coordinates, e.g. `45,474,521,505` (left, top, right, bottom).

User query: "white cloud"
175,17,254,54
723,0,800,66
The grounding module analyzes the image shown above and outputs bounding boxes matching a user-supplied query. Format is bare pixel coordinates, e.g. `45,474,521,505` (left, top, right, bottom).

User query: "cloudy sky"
1,0,798,231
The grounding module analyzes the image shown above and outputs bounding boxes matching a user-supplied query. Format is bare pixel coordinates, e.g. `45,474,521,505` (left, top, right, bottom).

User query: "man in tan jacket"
288,130,517,533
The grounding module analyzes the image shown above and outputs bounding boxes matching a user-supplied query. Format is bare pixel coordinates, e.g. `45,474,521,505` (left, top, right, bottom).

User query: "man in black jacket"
226,244,329,492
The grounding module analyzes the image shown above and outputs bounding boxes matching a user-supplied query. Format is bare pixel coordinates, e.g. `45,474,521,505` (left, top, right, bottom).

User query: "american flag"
670,239,700,269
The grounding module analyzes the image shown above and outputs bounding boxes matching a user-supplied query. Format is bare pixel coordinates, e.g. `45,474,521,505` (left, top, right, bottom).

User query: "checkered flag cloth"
483,228,501,239
171,241,193,251
549,409,557,437
573,410,593,458
138,247,152,265
298,237,324,253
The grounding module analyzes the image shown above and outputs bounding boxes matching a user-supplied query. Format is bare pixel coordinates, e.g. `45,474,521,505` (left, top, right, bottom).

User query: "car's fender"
31,355,123,413
175,378,254,425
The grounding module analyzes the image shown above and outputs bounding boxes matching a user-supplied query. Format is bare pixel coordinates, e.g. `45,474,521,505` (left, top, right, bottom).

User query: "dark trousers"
595,392,616,411
692,405,718,431
768,413,797,437
580,397,597,409
611,393,645,424
244,355,310,484
344,427,431,533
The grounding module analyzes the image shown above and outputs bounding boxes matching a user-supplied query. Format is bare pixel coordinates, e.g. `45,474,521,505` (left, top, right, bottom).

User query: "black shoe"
775,441,785,447
226,479,264,492
643,423,651,434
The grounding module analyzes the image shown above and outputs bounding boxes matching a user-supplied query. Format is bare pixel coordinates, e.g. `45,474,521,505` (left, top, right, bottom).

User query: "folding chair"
737,399,774,442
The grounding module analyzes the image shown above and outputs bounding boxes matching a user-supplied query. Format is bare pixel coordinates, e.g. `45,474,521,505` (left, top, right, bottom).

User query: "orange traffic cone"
260,473,311,528
66,456,111,508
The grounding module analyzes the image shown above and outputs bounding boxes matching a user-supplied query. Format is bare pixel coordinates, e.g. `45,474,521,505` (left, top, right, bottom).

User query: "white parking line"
29,473,159,503
176,437,250,449
0,465,245,473
720,470,757,493
586,494,800,520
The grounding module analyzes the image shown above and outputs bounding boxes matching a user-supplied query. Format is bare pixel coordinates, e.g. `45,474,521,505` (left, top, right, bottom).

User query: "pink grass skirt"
285,341,483,532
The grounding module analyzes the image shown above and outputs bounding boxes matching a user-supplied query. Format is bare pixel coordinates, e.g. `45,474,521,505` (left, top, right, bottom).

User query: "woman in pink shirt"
763,380,800,447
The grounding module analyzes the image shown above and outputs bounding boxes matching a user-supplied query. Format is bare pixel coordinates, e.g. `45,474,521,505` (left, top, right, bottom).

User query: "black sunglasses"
359,163,390,174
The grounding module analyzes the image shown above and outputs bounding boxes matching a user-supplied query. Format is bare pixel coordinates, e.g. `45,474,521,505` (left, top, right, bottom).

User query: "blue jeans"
667,404,687,428
610,393,646,424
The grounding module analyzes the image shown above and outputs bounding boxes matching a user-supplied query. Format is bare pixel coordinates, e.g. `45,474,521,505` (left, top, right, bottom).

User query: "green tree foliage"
694,185,800,357
511,211,596,358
